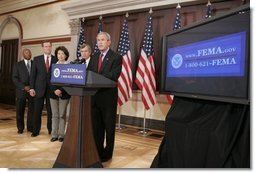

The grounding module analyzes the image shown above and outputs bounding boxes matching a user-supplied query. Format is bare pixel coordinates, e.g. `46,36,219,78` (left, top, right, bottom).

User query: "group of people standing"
12,41,67,142
12,32,122,162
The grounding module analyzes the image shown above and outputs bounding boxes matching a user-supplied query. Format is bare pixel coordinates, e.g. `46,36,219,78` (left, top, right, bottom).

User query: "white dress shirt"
85,57,90,69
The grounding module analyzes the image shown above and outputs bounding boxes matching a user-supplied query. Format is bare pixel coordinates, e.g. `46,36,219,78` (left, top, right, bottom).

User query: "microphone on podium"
70,58,85,64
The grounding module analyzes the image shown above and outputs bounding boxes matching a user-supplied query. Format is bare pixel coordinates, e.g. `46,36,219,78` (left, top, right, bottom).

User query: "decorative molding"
22,36,71,46
0,0,64,15
0,15,23,60
69,18,80,35
61,0,196,19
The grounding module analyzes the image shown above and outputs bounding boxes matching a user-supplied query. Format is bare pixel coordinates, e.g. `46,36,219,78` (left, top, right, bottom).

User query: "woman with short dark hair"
49,46,71,142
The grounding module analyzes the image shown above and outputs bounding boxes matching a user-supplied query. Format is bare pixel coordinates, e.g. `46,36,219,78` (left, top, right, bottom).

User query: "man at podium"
88,32,122,162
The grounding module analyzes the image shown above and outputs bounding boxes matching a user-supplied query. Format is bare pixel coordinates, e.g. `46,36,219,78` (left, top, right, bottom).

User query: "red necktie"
45,56,49,72
97,53,103,73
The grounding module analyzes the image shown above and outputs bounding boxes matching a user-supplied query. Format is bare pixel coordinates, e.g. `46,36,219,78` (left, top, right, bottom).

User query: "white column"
68,18,80,62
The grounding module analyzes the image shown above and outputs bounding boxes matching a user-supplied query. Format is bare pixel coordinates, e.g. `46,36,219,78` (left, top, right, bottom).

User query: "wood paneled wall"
83,0,248,90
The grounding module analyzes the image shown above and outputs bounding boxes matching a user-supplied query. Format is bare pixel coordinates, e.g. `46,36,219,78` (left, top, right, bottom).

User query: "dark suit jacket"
49,84,71,100
86,58,92,70
88,49,122,107
12,60,32,98
30,55,57,98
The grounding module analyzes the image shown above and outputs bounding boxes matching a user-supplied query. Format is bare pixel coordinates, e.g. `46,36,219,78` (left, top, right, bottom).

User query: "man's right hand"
24,86,30,92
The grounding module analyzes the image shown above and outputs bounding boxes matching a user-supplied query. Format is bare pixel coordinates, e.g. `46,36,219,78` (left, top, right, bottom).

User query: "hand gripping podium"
52,71,116,168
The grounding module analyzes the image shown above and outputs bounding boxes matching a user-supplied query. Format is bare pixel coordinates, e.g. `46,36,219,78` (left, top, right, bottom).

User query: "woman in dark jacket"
49,46,71,142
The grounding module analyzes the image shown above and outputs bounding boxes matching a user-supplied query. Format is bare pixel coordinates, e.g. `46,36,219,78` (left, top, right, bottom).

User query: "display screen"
161,6,250,104
167,32,246,77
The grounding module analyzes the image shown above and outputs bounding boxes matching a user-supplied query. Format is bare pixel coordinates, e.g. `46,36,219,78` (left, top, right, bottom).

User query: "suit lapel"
21,60,30,75
49,55,56,73
40,56,47,73
50,55,57,64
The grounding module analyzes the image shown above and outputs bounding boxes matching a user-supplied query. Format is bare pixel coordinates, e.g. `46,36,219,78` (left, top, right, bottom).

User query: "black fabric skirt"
151,96,250,168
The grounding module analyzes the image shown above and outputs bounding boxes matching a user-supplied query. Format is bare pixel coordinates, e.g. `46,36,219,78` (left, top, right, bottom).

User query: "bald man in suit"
88,32,122,162
12,48,34,134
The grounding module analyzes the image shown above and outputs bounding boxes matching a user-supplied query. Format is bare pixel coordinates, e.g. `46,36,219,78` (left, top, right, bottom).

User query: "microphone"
70,59,79,64
79,58,86,64
70,58,85,64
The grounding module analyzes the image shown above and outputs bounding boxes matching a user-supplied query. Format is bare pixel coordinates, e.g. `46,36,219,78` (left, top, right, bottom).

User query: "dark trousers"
16,94,34,132
92,104,117,159
32,90,52,134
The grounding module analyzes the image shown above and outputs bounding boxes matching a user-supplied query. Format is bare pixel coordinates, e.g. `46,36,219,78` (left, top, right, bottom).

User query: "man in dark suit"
71,44,92,69
79,44,92,69
88,32,122,162
29,40,57,137
12,48,34,134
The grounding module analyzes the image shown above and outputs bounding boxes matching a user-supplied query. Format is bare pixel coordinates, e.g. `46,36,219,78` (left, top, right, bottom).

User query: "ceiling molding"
0,0,63,15
61,0,197,19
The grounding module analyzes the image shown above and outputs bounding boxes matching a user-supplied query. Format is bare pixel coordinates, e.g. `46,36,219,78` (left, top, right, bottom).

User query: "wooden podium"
52,71,116,168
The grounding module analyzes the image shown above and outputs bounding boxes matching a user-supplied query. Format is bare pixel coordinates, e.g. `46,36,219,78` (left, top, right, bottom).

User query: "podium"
52,71,117,168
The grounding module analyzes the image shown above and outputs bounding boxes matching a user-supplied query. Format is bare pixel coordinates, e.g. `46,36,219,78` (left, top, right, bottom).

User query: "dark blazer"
30,55,57,98
88,49,122,107
86,58,92,70
12,60,32,98
49,85,71,100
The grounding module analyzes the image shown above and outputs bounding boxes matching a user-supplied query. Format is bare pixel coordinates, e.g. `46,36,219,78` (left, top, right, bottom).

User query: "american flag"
117,17,133,106
205,1,212,19
166,95,174,105
93,18,103,55
76,18,86,58
135,15,156,110
166,5,182,105
173,4,181,30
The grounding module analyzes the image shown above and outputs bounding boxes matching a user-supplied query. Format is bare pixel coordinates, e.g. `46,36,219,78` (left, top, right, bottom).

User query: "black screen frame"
160,4,250,105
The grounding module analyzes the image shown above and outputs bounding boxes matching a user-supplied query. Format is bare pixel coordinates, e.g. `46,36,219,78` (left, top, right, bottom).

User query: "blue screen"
161,7,250,104
167,32,246,77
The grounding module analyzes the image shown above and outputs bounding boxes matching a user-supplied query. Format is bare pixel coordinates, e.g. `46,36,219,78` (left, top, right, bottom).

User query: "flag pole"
139,107,150,135
116,106,125,130
136,8,154,135
118,106,122,129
